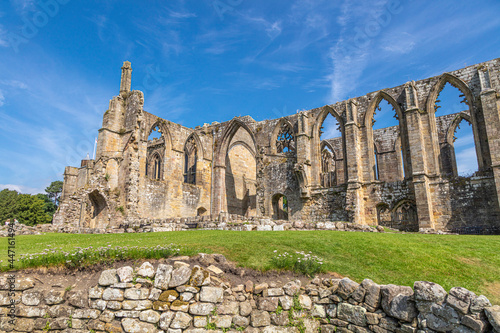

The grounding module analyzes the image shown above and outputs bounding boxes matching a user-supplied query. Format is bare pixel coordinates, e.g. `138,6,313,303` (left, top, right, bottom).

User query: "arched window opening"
371,96,405,182
453,119,478,176
372,98,399,130
224,127,257,217
152,154,161,180
88,190,108,228
184,136,198,184
435,82,468,116
320,145,336,187
377,200,418,232
435,82,480,177
197,207,207,216
319,112,346,185
276,122,295,153
272,194,288,220
400,146,405,179
376,203,390,226
392,201,419,232
148,125,162,140
146,124,165,180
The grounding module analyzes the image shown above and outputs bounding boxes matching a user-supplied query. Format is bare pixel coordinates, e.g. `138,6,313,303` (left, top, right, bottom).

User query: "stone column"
295,111,311,197
120,61,132,95
211,165,226,217
478,68,500,210
344,99,365,224
404,83,435,229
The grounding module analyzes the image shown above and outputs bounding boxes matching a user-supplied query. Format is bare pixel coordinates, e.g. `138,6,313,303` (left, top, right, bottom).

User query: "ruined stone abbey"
54,58,500,233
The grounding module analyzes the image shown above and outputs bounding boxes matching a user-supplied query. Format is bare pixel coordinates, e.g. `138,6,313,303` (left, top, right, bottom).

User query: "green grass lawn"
1,230,499,303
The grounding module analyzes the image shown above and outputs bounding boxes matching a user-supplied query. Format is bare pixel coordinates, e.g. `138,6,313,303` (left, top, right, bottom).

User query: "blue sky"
0,0,499,194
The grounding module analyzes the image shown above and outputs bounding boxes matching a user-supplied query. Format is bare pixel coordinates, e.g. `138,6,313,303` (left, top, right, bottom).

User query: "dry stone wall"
1,257,499,332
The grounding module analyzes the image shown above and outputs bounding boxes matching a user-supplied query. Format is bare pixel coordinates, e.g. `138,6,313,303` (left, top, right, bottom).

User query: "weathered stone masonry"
54,58,500,232
1,258,499,332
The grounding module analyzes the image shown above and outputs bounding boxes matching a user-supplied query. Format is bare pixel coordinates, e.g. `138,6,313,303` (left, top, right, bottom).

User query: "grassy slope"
2,230,499,303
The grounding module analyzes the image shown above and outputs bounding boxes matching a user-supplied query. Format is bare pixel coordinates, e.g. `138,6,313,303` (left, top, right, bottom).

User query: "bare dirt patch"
6,254,343,295
483,281,500,305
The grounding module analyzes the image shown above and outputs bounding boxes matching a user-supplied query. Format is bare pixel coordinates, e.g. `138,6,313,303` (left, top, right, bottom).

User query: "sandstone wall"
54,58,500,233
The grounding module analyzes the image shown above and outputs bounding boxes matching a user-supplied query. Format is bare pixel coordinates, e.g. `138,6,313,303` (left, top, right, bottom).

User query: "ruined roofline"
136,57,498,132
353,56,500,101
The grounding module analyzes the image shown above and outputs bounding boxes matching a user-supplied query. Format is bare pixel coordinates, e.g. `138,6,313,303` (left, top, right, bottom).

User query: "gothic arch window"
152,153,161,180
372,97,399,130
272,194,288,220
146,122,166,180
374,145,380,180
434,81,481,176
276,122,295,153
320,144,336,187
317,108,347,185
449,117,477,176
184,136,198,184
400,145,405,179
367,93,407,182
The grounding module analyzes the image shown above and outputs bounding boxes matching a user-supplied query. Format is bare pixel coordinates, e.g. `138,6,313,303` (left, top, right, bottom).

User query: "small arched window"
272,194,289,220
276,123,295,153
152,154,161,180
184,136,197,184
146,123,165,180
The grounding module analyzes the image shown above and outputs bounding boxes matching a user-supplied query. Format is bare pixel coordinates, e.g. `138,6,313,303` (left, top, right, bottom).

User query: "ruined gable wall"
55,58,500,230
136,112,213,219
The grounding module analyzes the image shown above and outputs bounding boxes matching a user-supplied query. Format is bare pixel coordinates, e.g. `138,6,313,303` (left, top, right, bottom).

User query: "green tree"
0,189,18,223
36,194,57,219
13,194,51,226
45,180,63,205
0,189,53,225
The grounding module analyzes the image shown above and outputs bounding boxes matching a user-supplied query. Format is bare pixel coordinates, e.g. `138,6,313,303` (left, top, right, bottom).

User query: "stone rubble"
0,218,403,237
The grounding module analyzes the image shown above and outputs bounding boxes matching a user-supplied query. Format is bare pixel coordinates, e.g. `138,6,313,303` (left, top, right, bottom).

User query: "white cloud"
0,90,4,107
169,10,196,19
0,80,28,89
455,146,478,176
11,0,36,13
0,26,9,48
381,32,416,55
266,21,282,39
454,133,474,148
0,184,45,195
327,0,395,103
143,85,191,123
321,113,342,139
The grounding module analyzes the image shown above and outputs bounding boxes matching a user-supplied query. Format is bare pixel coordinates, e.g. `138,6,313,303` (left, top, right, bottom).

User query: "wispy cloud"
380,32,416,55
0,184,45,195
168,10,197,19
144,85,191,124
456,146,478,175
0,26,9,48
321,113,342,139
0,79,28,89
327,0,397,103
11,0,36,14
